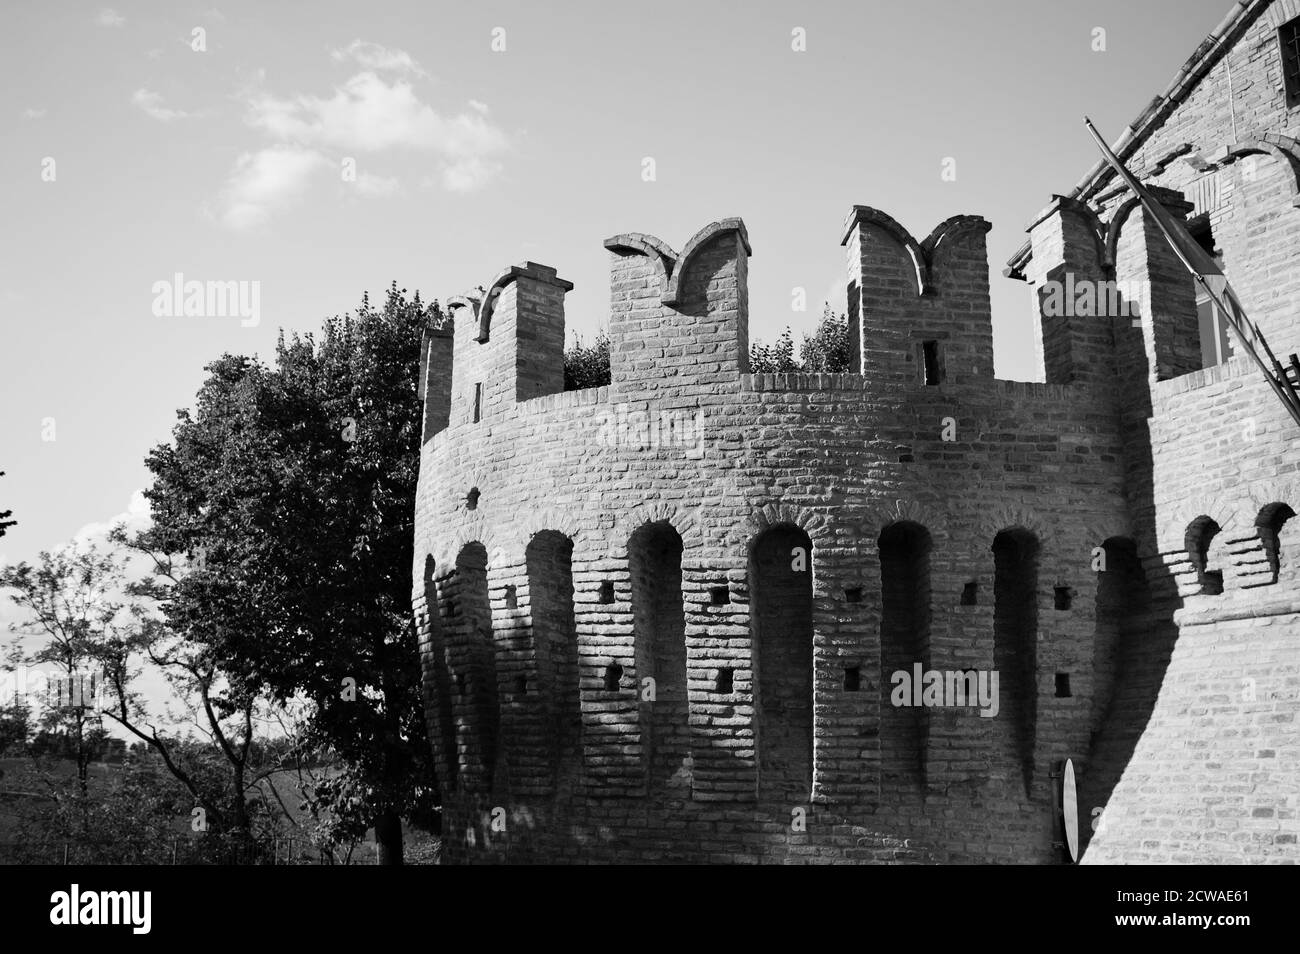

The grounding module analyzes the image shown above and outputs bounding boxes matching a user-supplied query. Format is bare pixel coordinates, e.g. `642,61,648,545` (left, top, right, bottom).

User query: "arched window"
878,520,932,790
993,528,1039,795
1092,537,1146,732
453,542,500,791
526,531,581,780
1185,515,1223,595
1256,503,1295,584
628,521,687,788
750,524,814,801
422,555,458,788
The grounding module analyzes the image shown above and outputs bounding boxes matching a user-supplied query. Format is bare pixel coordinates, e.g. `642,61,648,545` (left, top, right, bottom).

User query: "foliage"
750,305,852,373
131,283,443,863
0,471,14,538
564,331,611,390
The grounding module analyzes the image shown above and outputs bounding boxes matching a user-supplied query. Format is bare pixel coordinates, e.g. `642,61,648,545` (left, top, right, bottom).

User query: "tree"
750,305,851,373
134,283,441,864
749,327,799,373
0,545,120,797
564,331,611,390
799,305,852,372
0,540,289,860
0,471,15,537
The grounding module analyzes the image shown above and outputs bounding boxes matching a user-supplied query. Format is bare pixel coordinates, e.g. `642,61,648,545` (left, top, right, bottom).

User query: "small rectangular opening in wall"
961,581,978,605
514,675,528,695
843,666,861,692
715,668,733,693
473,382,483,423
897,452,914,463
597,580,615,604
922,340,942,385
710,585,730,606
503,585,517,609
603,662,623,692
1055,673,1071,698
1054,585,1072,610
844,586,863,603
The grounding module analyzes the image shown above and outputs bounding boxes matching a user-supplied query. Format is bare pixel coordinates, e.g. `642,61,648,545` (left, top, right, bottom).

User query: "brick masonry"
414,0,1300,864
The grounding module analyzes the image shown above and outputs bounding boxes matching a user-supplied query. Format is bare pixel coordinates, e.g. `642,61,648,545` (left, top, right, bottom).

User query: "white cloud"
95,8,125,27
215,145,330,230
330,40,429,79
442,158,502,193
214,63,508,223
21,107,46,120
131,88,189,122
69,489,151,549
468,99,489,115
248,72,506,157
354,172,401,198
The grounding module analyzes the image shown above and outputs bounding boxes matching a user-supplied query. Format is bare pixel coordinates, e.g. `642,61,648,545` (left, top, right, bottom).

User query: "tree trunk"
375,810,404,865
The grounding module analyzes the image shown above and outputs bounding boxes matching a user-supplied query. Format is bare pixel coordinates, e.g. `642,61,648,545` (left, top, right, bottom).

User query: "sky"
0,0,1235,579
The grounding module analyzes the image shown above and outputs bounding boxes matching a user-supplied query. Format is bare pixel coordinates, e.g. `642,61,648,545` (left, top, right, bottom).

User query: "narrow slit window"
603,662,623,692
715,668,733,694
1282,16,1300,108
473,382,483,423
843,666,861,692
922,340,942,385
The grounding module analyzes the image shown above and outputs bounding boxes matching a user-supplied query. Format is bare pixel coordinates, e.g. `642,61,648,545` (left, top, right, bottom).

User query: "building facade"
413,0,1300,864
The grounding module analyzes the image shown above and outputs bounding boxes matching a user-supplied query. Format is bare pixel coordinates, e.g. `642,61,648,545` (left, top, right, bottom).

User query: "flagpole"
1083,118,1300,429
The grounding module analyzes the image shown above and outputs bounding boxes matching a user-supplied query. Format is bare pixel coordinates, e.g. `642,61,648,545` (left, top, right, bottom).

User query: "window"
1282,16,1300,108
1190,223,1233,366
1186,515,1224,596
473,382,483,422
921,340,943,385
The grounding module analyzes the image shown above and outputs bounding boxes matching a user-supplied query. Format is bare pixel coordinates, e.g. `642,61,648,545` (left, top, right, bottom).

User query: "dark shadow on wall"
1077,533,1170,859
993,527,1039,798
526,531,582,786
451,542,501,794
422,555,459,791
750,524,814,804
879,520,932,794
629,521,689,791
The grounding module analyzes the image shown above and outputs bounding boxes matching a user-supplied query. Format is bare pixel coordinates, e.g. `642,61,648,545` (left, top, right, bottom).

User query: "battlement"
422,205,1085,447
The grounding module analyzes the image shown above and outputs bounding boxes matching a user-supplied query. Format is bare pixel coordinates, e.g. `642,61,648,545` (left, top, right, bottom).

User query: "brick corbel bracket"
661,218,751,306
840,206,991,297
602,231,678,298
1103,186,1196,274
474,262,574,344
